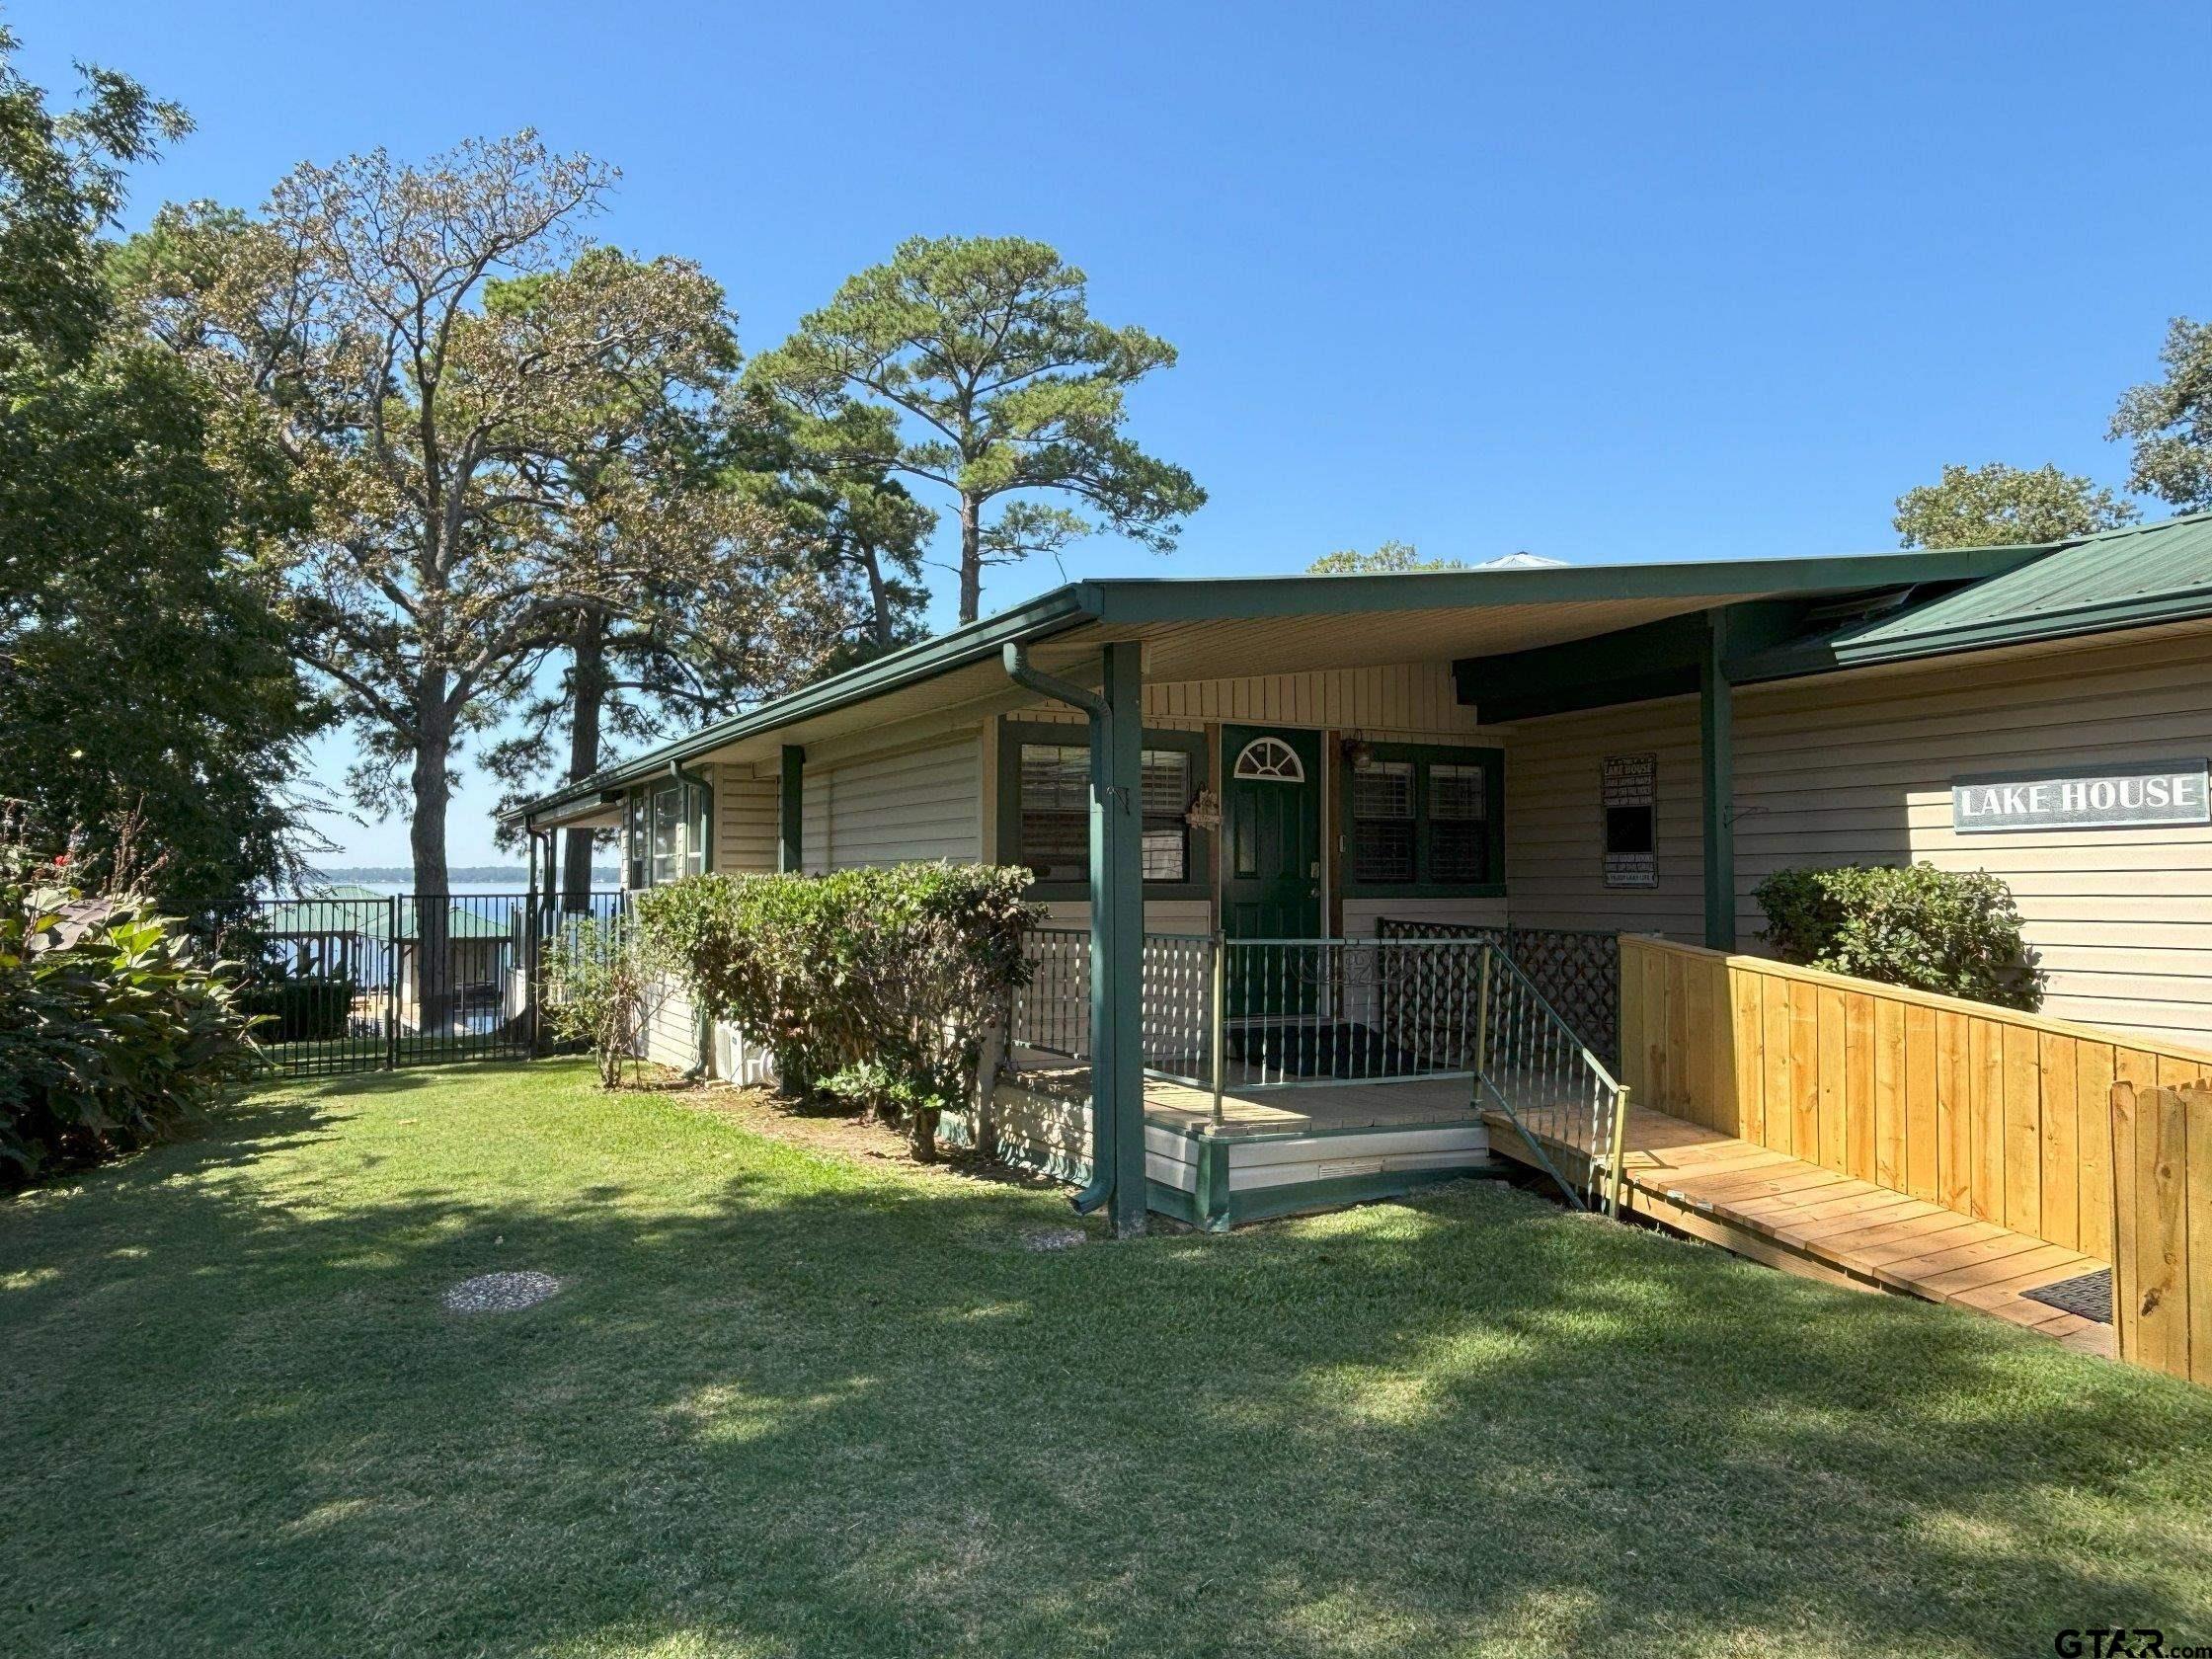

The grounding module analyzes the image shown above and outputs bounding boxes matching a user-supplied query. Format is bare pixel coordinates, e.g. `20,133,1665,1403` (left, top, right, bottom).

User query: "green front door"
1221,727,1322,940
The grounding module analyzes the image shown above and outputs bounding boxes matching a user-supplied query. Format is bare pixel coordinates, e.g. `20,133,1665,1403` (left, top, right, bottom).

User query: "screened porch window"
626,780,708,889
1343,745,1505,896
1000,723,1209,898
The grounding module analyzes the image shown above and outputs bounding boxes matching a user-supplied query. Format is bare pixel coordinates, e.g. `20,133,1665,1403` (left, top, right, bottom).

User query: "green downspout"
1699,610,1736,951
778,745,805,874
672,758,716,1078
1003,641,1147,1235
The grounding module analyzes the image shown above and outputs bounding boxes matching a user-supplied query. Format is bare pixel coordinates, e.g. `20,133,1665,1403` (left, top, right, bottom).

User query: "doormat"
1224,1021,1422,1079
2020,1269,2111,1324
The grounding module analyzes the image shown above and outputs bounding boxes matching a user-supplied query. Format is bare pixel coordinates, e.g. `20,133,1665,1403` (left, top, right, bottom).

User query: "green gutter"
1082,544,2042,625
505,586,1099,826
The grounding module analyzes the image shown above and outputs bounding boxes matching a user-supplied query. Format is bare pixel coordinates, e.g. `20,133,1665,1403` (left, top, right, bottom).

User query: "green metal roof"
263,889,509,940
1735,512,2212,678
504,535,2066,826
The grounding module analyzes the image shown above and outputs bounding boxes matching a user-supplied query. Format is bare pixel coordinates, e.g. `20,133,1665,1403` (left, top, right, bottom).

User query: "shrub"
1753,862,2043,1011
539,916,653,1088
236,973,354,1042
638,863,1034,1160
0,830,258,1184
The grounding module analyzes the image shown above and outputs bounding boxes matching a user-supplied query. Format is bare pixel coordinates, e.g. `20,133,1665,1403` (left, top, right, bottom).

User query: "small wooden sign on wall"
1603,752,1658,888
1951,761,2210,833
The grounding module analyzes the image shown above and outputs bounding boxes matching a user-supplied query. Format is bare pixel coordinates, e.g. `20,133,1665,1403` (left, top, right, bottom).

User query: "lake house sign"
1952,761,2211,833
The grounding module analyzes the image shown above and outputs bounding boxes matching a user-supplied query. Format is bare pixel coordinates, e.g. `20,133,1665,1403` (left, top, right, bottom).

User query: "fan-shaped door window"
1233,737,1305,783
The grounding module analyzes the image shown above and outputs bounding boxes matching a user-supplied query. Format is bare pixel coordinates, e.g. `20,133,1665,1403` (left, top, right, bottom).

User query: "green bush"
1753,862,2043,1011
0,837,258,1184
638,863,1034,1160
540,916,653,1088
236,974,354,1042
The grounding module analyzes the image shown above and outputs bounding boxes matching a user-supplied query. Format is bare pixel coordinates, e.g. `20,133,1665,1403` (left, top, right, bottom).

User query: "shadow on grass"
3,1063,2209,1658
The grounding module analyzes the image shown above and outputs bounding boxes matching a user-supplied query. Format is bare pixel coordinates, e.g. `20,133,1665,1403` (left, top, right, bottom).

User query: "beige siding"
1042,899,1214,934
638,972,700,1071
1342,895,1508,935
714,766,779,873
1505,625,2212,1047
1143,661,1481,736
1504,696,1708,937
1010,660,1483,740
797,737,982,873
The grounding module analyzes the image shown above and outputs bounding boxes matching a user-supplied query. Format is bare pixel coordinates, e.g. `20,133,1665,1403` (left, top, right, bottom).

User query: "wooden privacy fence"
2109,1083,2212,1385
1619,933,2212,1383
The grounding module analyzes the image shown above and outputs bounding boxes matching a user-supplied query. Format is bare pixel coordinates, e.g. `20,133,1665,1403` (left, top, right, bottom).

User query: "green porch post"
778,745,805,874
1699,610,1736,951
1092,641,1147,1237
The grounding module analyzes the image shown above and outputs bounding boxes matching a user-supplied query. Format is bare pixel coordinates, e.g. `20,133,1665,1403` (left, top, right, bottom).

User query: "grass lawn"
5,1062,2212,1658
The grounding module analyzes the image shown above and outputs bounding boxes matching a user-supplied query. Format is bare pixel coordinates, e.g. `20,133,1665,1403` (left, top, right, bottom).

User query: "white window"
1233,737,1305,782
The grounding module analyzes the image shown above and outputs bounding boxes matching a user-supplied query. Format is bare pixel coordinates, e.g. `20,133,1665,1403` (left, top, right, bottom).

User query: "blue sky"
19,1,2211,865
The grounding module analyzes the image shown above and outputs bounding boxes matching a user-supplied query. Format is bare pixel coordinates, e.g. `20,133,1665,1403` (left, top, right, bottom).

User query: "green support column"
778,745,805,874
1699,610,1736,951
1092,641,1147,1237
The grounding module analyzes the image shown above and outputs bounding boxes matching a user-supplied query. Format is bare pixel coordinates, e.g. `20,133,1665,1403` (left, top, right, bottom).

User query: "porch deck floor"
1006,1054,1480,1139
1485,1101,2114,1358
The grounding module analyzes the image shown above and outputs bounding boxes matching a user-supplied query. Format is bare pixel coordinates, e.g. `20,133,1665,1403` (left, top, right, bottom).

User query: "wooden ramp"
1485,1101,2114,1358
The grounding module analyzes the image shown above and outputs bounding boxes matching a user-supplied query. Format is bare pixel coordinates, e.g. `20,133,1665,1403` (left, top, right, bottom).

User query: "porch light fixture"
1340,734,1375,768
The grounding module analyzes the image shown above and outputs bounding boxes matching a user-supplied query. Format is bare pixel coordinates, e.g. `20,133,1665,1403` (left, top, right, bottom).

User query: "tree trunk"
859,545,895,652
410,676,454,1036
957,494,982,625
561,612,607,911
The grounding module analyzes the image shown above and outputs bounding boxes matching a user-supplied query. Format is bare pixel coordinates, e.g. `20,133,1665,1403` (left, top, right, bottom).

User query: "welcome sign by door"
1951,761,2211,833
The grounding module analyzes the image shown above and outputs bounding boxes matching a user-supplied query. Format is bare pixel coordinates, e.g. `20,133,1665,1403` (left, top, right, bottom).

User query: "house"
507,512,2212,1234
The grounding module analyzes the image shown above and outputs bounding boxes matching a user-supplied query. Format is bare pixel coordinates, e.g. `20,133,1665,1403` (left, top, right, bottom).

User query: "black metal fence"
230,890,624,1076
1374,917,1621,1069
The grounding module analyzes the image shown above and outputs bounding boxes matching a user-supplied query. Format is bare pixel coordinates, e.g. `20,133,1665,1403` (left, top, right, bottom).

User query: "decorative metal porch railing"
1214,936,1491,1089
1009,927,1495,1091
1374,917,1620,1067
1010,927,1220,1081
1473,945,1631,1213
1009,921,1632,1214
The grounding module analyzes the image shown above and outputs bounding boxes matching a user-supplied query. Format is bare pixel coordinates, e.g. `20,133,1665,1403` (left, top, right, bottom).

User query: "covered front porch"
944,921,1630,1229
948,1060,1499,1232
957,554,2014,1233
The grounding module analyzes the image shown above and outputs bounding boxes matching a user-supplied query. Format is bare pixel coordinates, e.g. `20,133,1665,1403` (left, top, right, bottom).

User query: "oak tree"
1892,461,2136,549
2111,317,2212,514
127,134,828,1010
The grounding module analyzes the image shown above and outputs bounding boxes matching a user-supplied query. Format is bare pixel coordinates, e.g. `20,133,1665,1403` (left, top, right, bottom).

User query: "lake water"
326,881,621,899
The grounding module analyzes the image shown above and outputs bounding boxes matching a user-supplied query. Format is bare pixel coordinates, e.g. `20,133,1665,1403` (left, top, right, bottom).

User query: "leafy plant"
637,863,1033,1161
235,973,354,1042
819,1062,951,1160
539,916,653,1088
1754,863,2043,1011
0,811,258,1183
